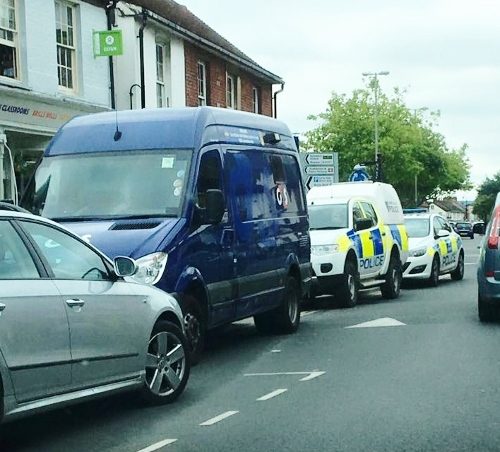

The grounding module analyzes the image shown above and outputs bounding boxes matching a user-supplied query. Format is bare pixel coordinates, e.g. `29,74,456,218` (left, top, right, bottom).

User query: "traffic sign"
305,166,335,175
306,175,335,190
305,154,334,165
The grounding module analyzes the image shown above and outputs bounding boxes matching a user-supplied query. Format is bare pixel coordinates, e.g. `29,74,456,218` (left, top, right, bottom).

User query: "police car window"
360,202,377,226
405,218,430,238
352,203,364,224
433,217,442,235
439,217,452,232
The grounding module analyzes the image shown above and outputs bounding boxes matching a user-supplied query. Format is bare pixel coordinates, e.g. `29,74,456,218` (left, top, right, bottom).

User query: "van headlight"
132,252,168,285
312,244,339,256
410,247,427,258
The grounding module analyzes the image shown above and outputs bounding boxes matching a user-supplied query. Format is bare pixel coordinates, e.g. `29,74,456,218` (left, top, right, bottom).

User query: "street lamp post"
362,71,389,181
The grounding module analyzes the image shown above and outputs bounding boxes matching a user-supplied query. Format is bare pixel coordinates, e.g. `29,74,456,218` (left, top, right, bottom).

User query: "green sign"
93,30,123,57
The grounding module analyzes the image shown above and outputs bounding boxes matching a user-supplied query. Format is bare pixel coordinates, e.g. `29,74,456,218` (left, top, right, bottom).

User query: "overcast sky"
184,0,499,198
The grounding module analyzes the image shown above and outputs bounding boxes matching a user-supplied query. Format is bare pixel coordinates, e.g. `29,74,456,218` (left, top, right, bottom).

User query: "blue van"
23,107,311,362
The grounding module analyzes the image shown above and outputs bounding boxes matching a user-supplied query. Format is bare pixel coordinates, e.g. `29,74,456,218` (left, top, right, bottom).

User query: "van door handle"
65,299,85,308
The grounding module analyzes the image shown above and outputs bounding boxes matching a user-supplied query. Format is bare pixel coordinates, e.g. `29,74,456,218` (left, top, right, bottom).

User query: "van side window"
352,202,364,225
361,202,378,226
197,150,223,209
278,154,306,216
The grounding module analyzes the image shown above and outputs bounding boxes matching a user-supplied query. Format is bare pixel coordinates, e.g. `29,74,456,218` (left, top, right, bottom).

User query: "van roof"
45,107,296,156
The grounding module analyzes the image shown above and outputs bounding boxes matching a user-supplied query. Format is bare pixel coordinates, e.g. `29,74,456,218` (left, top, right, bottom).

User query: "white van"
307,182,409,307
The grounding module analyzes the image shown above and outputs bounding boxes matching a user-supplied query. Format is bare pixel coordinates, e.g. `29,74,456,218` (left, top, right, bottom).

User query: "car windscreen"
405,218,430,238
309,204,348,230
456,222,471,229
27,150,192,220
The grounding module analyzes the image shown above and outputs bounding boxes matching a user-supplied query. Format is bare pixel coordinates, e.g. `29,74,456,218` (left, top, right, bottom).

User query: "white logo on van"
275,183,289,209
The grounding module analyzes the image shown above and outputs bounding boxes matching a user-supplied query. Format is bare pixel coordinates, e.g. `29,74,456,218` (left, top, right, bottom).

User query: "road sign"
306,175,335,190
93,30,123,57
305,166,335,175
305,154,334,165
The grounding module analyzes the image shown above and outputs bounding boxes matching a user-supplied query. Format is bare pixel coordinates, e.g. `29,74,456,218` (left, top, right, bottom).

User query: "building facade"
0,0,283,202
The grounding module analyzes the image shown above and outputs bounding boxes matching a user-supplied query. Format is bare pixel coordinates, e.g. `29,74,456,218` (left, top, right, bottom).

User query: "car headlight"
410,247,427,258
312,244,339,256
131,252,168,285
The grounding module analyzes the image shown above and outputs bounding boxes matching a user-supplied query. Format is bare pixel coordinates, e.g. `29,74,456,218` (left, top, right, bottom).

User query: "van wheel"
428,255,440,287
450,252,464,281
335,259,359,308
254,276,301,334
181,295,206,365
381,255,402,299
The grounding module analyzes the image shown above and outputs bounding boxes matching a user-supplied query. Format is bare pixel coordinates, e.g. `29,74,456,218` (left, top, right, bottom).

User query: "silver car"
0,209,190,423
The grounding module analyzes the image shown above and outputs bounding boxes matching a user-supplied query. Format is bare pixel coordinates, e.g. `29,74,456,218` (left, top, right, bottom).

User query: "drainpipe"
273,83,284,118
138,8,147,109
105,1,118,109
129,84,141,109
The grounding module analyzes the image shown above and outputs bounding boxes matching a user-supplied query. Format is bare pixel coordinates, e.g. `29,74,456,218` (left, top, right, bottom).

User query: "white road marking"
244,371,325,381
137,439,177,452
345,317,406,329
200,411,239,426
300,371,326,381
271,349,281,353
257,388,288,401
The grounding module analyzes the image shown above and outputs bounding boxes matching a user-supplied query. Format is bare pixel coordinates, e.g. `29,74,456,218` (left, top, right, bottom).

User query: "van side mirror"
205,189,225,224
355,218,373,231
114,256,138,277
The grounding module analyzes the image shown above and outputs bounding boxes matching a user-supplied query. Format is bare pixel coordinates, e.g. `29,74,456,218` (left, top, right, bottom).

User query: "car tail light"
486,270,495,277
488,209,500,249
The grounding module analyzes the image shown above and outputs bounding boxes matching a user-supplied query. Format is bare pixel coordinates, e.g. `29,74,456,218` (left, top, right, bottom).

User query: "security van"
307,182,408,307
22,107,312,363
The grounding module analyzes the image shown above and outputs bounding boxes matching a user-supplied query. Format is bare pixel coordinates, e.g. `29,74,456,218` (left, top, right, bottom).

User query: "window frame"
252,86,260,114
226,73,236,109
55,0,77,92
0,0,19,81
197,61,207,106
156,42,166,108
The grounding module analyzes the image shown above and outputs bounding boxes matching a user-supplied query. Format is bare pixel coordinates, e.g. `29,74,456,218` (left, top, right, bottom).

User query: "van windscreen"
29,149,192,220
309,204,348,230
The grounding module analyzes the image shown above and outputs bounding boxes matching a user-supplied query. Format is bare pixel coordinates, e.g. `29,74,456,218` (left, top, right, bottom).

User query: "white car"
403,213,465,286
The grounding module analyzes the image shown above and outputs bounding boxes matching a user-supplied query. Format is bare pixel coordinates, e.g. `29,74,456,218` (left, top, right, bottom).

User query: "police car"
403,213,464,286
308,182,409,307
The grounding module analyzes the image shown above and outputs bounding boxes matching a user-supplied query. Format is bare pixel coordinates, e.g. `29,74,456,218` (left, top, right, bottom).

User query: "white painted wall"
169,37,185,108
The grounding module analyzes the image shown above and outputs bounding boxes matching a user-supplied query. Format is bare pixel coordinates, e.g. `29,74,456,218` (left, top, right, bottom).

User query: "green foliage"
305,86,471,207
473,172,500,222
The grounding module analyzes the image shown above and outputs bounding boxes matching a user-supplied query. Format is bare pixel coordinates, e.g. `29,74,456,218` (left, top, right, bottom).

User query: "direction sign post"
299,152,338,191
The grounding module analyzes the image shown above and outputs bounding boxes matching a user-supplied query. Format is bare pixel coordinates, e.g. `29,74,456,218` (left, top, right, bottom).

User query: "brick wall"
184,42,274,116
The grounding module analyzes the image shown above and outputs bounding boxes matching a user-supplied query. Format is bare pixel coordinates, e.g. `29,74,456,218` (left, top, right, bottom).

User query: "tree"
473,172,500,222
305,87,471,207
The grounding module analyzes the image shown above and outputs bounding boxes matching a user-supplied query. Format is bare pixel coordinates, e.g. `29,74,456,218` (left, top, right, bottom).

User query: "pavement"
4,236,500,452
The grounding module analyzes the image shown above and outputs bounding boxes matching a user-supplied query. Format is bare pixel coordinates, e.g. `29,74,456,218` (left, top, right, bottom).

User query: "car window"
439,218,452,232
352,202,364,225
360,202,377,226
20,221,111,281
436,217,449,232
0,220,40,280
432,217,442,236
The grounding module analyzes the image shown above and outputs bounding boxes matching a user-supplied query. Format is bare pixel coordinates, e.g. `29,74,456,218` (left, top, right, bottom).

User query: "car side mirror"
436,229,450,239
355,218,373,231
114,256,138,277
205,189,225,224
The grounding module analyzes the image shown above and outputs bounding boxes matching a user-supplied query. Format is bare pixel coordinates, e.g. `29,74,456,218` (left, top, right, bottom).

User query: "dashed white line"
200,410,239,426
256,388,288,401
300,371,326,381
137,439,177,452
244,371,326,381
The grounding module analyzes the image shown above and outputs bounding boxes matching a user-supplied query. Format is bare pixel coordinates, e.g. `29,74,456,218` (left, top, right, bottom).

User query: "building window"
197,61,207,106
226,73,236,109
156,43,167,107
252,87,260,114
0,0,18,79
55,1,76,90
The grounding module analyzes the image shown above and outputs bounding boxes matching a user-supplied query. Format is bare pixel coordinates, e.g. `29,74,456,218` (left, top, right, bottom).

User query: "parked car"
308,182,408,307
473,221,486,235
455,221,474,239
0,210,190,423
22,107,312,363
477,201,500,322
403,213,464,286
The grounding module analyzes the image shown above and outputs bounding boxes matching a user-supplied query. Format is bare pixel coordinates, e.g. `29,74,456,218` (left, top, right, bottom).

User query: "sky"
183,0,499,199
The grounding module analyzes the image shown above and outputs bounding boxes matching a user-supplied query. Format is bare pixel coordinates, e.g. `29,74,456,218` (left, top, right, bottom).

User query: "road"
3,236,499,451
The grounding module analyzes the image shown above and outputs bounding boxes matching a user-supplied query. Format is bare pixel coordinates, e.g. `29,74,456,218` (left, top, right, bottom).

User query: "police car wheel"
428,256,440,287
450,252,464,281
336,260,359,308
381,255,402,299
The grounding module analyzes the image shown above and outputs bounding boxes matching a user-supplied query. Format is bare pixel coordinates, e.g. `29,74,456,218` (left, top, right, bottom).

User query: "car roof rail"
0,201,30,213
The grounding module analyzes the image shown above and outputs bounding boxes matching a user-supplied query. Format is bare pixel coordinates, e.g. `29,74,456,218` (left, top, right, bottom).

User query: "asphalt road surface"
3,236,498,452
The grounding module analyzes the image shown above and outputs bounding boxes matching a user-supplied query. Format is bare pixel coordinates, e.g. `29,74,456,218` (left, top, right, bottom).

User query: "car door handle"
65,298,85,308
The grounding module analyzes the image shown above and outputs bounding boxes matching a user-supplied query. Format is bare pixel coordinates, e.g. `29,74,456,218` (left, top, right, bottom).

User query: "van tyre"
142,320,190,405
450,252,464,281
254,276,301,334
381,255,402,299
335,260,359,308
428,255,440,287
181,295,206,365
